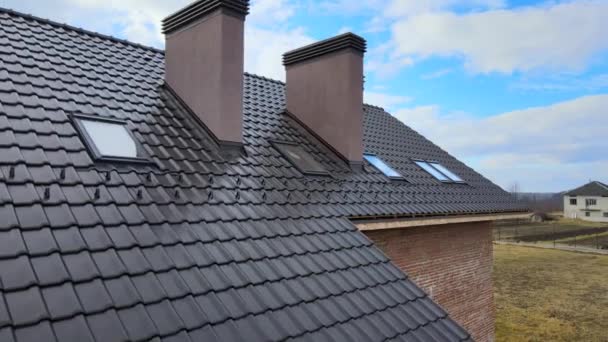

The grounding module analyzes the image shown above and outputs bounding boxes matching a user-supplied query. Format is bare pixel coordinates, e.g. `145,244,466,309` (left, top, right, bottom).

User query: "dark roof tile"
0,229,26,258
0,327,14,342
0,293,10,327
52,226,87,253
14,322,55,342
172,295,208,329
131,272,167,303
14,204,48,230
156,270,190,298
105,276,141,308
30,253,70,286
80,225,113,251
86,310,130,342
41,283,82,319
0,256,37,290
62,251,99,282
117,304,158,341
188,325,219,341
195,292,231,324
23,228,58,256
0,205,20,231
5,287,48,326
146,300,184,336
74,279,114,313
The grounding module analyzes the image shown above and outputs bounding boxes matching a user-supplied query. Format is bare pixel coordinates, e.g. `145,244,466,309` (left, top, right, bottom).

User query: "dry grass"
557,217,607,228
494,244,608,342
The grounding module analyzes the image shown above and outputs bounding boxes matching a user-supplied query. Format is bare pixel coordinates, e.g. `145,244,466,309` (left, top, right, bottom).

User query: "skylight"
429,162,463,182
273,142,329,176
363,154,403,179
73,115,148,162
415,160,464,183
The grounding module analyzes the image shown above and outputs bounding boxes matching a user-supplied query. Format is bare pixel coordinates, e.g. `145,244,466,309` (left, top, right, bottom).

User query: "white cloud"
421,68,453,80
511,73,608,92
393,94,608,191
245,27,314,80
365,42,414,79
390,0,608,74
364,91,412,111
319,0,504,17
383,0,505,18
337,26,352,35
249,0,296,25
245,0,315,80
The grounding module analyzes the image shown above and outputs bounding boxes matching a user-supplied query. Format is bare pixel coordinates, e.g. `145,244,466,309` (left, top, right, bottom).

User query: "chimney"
283,33,366,165
163,0,249,148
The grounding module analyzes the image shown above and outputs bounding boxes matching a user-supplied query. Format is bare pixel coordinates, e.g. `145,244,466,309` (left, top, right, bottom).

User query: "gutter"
354,212,531,231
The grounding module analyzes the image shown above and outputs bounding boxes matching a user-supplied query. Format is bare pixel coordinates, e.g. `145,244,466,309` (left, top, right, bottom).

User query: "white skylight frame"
363,154,404,180
414,160,465,183
429,162,464,182
72,114,150,164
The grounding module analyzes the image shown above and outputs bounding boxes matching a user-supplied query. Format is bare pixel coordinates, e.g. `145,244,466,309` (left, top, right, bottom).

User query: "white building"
563,181,608,222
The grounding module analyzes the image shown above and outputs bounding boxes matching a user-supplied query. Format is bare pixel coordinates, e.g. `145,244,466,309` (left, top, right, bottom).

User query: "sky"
3,0,607,192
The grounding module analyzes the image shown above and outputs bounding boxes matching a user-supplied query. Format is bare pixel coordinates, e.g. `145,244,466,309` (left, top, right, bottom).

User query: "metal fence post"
596,232,599,250
553,223,556,249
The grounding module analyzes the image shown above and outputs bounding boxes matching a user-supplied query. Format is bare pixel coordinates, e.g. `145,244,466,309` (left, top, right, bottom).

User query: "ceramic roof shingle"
0,7,525,342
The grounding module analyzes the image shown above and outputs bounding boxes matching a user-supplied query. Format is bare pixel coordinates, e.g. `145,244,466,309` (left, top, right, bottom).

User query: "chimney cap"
282,33,366,66
162,0,249,34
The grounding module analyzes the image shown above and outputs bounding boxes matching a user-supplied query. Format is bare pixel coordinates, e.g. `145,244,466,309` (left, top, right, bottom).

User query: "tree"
508,182,521,201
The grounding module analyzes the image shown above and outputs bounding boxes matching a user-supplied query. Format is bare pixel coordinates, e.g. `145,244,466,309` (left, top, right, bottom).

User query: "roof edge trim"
283,33,367,66
354,212,531,231
162,0,249,34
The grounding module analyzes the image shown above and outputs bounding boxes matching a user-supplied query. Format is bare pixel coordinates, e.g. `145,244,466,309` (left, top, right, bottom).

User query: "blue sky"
4,0,608,192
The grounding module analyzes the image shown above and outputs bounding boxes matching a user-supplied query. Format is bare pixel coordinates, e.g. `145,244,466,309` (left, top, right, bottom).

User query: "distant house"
564,181,608,222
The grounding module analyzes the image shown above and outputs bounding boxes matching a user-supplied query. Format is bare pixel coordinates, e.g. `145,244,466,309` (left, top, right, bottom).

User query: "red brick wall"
364,222,494,342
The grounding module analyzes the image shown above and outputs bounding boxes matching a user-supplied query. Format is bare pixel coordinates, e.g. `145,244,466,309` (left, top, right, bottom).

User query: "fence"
493,218,608,252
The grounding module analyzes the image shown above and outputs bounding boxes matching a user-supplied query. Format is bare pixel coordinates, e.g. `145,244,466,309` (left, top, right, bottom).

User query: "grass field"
494,244,608,342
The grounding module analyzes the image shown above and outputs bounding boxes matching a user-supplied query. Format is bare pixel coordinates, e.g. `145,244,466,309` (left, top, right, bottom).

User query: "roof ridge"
364,103,386,111
0,6,165,55
243,72,285,85
595,181,608,191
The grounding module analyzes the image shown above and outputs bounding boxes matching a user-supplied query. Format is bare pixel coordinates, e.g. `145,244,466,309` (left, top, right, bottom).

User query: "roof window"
363,154,403,179
415,160,464,183
273,142,329,176
73,115,149,163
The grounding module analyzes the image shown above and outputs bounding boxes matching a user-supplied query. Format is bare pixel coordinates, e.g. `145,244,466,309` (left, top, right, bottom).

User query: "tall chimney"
283,33,366,165
163,0,249,148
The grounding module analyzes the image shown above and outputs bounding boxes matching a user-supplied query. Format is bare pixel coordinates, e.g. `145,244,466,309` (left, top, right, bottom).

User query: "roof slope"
0,8,522,342
564,181,608,197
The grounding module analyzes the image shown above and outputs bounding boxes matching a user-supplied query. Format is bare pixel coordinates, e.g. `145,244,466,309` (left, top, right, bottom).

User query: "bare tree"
508,182,521,201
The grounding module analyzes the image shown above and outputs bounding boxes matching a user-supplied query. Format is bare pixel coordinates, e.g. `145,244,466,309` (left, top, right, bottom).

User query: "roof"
564,181,608,197
0,7,524,342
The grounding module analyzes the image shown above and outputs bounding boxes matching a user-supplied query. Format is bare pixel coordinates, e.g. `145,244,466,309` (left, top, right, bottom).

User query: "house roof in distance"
564,181,608,197
0,6,525,342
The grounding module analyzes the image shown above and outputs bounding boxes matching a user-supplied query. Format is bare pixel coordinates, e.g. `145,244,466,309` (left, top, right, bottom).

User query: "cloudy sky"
3,0,607,192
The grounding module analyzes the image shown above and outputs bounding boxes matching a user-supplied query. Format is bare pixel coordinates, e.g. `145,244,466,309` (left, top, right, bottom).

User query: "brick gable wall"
364,222,495,342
